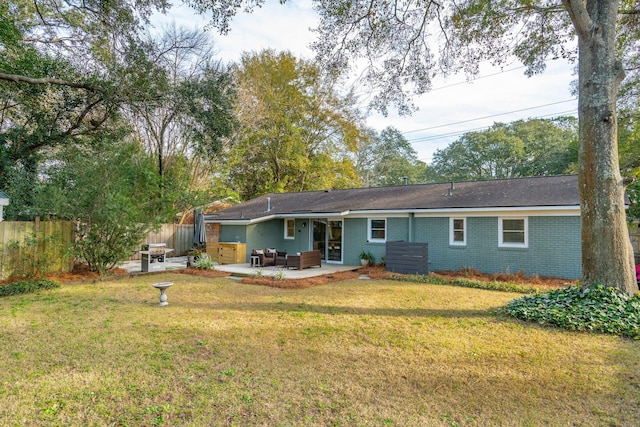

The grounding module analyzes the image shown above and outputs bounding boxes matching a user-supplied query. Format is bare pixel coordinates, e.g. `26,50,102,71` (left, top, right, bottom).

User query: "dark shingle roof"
0,190,8,199
205,175,580,222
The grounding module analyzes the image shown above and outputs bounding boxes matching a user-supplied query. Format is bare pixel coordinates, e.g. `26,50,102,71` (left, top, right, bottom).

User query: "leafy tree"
0,0,168,216
223,50,364,200
125,25,237,216
128,26,236,177
356,127,429,186
190,0,640,293
430,118,577,181
36,141,167,275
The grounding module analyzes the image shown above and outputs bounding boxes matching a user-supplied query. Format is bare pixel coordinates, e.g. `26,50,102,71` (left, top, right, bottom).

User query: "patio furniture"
285,255,300,270
275,251,288,268
284,250,322,270
250,249,276,267
250,255,261,267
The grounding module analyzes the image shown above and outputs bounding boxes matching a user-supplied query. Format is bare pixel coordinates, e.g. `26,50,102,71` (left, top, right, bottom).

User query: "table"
285,255,300,270
250,255,261,267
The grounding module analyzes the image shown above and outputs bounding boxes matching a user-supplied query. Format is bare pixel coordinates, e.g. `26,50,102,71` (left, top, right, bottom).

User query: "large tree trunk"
573,0,638,293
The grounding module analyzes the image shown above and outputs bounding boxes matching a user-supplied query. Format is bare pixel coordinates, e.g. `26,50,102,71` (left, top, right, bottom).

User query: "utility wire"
413,109,578,162
402,99,577,135
408,108,577,144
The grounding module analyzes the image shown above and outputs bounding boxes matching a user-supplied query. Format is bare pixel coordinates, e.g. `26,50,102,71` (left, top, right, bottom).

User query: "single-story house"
0,190,9,221
204,174,584,279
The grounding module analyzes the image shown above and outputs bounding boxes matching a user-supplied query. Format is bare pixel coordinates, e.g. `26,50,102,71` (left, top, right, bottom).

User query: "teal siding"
343,218,366,265
220,226,246,244
342,217,407,265
414,216,581,279
220,215,581,278
221,219,312,262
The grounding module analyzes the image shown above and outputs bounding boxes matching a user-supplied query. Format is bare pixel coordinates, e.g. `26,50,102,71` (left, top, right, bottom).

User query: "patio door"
312,219,343,263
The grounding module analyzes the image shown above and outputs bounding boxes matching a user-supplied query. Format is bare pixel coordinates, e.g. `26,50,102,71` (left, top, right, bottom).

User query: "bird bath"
152,282,173,306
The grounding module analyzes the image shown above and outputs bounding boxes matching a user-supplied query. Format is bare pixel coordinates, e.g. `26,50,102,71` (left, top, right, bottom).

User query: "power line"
402,99,577,135
427,65,528,92
413,109,578,161
353,64,530,99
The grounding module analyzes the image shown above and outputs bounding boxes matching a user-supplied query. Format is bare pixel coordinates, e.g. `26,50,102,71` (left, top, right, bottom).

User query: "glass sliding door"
312,220,326,260
327,220,343,262
312,219,343,263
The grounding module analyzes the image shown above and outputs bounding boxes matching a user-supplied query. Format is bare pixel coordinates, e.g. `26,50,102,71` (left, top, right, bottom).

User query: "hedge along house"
204,175,584,279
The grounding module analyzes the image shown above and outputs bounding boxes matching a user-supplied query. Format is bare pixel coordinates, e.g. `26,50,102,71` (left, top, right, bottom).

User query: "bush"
194,253,216,270
503,284,640,339
390,273,540,294
0,279,60,297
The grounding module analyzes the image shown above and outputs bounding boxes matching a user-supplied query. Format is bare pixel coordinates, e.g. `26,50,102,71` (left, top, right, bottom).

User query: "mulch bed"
173,267,231,279
432,268,576,289
2,264,574,291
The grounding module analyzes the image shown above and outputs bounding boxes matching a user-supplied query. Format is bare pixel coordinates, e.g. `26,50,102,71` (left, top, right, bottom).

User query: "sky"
151,0,578,163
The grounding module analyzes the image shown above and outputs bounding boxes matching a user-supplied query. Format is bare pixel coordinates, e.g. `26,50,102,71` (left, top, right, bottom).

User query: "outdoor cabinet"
206,242,220,262
208,242,246,264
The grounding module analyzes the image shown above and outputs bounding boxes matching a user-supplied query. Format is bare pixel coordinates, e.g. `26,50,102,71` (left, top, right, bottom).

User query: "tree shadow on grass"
192,300,503,319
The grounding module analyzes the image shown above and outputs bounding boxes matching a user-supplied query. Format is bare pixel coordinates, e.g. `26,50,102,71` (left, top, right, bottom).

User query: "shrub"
194,254,216,270
0,279,60,297
390,273,540,294
503,284,640,339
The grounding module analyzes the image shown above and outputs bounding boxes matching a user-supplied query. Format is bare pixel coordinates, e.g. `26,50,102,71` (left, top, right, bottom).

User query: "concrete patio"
215,262,359,278
119,256,359,279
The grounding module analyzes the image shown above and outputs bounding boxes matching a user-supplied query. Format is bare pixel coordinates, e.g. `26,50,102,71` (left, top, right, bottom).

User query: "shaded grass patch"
390,272,542,294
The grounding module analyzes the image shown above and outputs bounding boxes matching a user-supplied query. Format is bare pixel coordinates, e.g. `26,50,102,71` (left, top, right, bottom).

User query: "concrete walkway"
119,256,189,274
119,256,359,279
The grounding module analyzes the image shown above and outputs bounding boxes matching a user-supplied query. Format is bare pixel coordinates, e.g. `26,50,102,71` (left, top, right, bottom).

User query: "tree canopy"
217,50,365,200
430,118,578,181
356,126,429,186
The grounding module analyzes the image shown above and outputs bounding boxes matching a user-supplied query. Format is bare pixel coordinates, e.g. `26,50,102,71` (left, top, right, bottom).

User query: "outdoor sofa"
250,248,277,267
281,250,322,270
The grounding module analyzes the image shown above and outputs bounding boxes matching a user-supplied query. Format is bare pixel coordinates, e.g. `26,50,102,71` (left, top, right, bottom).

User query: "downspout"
408,213,415,243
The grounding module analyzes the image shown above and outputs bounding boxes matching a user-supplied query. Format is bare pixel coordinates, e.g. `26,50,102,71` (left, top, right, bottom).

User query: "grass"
1,273,639,426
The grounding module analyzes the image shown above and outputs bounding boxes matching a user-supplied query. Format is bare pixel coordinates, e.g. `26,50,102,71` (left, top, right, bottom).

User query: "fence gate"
385,241,429,275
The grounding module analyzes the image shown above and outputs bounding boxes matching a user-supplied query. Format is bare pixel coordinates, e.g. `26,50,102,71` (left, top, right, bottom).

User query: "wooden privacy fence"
128,224,194,260
385,241,429,275
0,221,74,280
631,232,640,261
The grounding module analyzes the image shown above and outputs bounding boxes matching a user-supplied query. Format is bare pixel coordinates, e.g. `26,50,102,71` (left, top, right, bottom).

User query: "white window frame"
368,218,387,242
499,217,528,248
449,217,466,246
284,218,295,240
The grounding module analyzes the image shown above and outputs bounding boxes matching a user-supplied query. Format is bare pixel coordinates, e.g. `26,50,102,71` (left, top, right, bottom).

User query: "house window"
499,217,528,248
368,218,386,242
284,218,295,239
450,218,466,246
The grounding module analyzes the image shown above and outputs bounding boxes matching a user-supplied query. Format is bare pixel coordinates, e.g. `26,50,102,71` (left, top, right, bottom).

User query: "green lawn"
1,273,639,426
